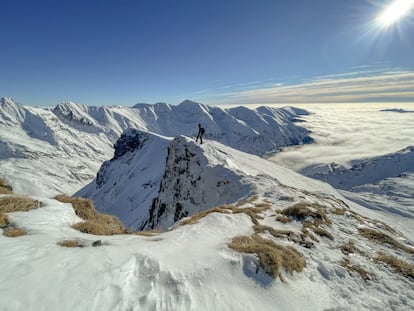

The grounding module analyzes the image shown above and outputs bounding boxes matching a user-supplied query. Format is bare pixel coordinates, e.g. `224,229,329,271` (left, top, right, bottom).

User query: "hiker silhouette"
195,123,205,144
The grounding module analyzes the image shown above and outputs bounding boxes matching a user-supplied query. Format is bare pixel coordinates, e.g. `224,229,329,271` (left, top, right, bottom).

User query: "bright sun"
377,0,414,28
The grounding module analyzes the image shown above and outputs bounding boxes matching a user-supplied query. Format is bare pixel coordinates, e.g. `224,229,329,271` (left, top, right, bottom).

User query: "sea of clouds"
267,103,414,171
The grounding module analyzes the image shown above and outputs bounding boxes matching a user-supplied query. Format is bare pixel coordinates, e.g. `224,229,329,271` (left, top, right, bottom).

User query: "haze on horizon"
1,0,413,107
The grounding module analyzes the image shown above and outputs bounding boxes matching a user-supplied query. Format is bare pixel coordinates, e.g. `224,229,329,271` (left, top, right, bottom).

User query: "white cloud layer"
216,71,414,104
268,103,414,171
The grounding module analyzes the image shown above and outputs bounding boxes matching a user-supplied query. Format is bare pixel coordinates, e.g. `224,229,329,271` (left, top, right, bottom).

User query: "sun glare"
376,0,414,28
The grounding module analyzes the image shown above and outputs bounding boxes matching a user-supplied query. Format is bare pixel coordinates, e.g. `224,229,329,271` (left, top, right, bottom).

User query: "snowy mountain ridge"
1,98,413,310
77,128,334,230
0,97,311,196
1,137,414,310
302,146,414,190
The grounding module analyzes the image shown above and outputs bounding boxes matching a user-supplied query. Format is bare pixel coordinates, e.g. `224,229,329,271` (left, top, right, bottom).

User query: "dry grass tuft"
302,221,334,241
254,202,272,209
0,195,40,213
358,228,414,254
340,240,359,255
0,179,13,194
275,214,292,223
281,202,331,226
331,208,346,216
3,227,27,237
180,206,233,226
235,195,259,207
228,234,305,280
311,226,334,240
349,211,397,235
340,258,372,281
180,200,270,227
254,224,294,239
57,239,83,248
135,229,164,237
0,213,9,228
55,195,126,235
375,252,414,279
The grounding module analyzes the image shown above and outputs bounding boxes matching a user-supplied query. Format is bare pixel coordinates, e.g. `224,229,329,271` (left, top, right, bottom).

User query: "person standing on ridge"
195,123,205,144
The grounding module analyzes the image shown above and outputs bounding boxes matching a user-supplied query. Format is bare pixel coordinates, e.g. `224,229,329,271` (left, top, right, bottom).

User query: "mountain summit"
77,128,330,230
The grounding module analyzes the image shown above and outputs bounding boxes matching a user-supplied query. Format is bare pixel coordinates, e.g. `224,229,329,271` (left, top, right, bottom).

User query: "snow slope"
77,129,333,230
1,148,413,310
2,99,413,310
301,146,414,190
0,97,311,197
301,147,414,238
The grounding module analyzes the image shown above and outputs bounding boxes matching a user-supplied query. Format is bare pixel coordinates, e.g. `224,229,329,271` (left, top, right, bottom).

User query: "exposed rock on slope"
77,128,332,230
77,130,171,229
143,136,253,229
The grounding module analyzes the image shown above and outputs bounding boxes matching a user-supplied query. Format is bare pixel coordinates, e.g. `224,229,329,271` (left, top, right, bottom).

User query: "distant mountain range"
0,97,312,196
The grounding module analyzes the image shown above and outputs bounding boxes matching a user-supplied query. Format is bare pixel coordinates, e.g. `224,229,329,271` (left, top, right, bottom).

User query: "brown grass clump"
3,227,27,237
228,234,305,281
358,228,414,255
0,179,13,194
254,224,294,239
0,195,40,213
340,258,372,281
235,195,259,207
0,213,9,228
311,226,334,240
254,202,272,209
281,202,331,226
340,240,359,255
302,221,334,241
57,239,83,248
180,206,233,226
275,214,292,223
349,211,397,235
135,229,164,237
231,205,267,225
55,195,126,235
331,208,346,216
180,201,270,226
375,252,414,279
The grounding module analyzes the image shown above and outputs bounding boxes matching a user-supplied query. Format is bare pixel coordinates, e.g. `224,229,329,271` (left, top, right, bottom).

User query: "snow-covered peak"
0,97,16,105
0,99,313,196
78,129,334,230
177,99,203,109
53,101,96,127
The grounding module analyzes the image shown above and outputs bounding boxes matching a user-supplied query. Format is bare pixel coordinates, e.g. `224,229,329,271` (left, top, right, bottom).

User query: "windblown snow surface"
1,100,413,310
268,103,414,240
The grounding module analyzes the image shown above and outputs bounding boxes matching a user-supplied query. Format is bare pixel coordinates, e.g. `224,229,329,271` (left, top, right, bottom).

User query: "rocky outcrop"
96,129,150,187
113,129,149,159
142,136,252,230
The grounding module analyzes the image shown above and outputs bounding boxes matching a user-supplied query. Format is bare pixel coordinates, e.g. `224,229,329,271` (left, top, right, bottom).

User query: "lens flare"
376,0,414,28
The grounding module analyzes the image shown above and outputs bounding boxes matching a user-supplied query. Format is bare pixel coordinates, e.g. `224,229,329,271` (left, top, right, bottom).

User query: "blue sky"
1,0,413,106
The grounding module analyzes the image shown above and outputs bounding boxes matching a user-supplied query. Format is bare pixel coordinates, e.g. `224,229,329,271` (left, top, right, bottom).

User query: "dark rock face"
142,136,252,230
144,138,200,229
113,129,149,159
95,129,150,188
52,103,94,126
96,160,111,188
